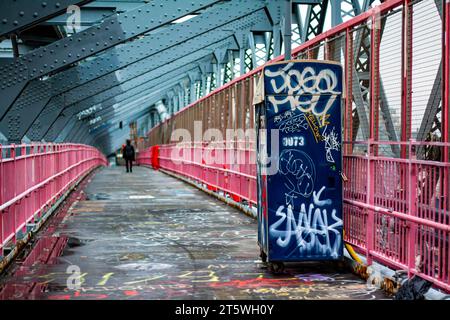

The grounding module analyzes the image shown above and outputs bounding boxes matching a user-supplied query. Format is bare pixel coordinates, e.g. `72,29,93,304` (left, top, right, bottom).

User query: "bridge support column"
239,48,246,76
283,0,293,60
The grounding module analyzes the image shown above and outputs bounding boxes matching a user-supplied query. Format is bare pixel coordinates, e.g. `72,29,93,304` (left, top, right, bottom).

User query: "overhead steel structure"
0,0,444,156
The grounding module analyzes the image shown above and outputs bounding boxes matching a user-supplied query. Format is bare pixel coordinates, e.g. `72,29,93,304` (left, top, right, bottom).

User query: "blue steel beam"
69,77,187,145
87,80,182,133
302,0,329,43
43,6,118,26
90,84,177,133
94,111,154,154
91,106,152,141
75,66,204,138
50,10,261,108
42,60,216,143
4,48,121,141
0,0,95,37
7,2,272,142
43,56,210,141
0,0,223,122
33,36,240,140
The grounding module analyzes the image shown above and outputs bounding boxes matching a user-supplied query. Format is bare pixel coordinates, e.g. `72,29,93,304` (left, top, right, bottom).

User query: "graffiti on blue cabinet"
257,60,344,261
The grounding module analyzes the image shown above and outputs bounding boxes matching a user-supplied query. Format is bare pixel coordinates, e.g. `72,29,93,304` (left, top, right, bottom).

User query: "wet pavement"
0,166,389,300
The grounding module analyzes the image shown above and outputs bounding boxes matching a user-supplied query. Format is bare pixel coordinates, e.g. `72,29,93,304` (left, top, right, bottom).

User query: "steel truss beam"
4,2,271,142
303,0,329,43
33,26,268,142
0,0,223,124
39,37,237,141
0,0,95,38
43,54,214,141
89,74,190,133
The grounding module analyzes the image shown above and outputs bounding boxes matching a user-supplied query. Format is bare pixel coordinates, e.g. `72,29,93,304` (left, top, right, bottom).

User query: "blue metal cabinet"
256,60,344,265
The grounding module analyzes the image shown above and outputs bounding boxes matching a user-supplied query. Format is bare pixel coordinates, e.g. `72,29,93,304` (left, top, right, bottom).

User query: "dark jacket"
122,144,135,161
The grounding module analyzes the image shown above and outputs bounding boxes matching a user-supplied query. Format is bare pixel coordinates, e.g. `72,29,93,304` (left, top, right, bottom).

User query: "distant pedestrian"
122,139,135,173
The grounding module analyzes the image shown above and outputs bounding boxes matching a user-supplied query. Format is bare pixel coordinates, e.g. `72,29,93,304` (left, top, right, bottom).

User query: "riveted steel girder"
93,81,180,128
92,105,154,141
43,56,209,141
13,3,271,142
302,0,329,43
47,8,259,106
39,41,235,141
89,76,187,131
0,0,95,38
49,0,269,96
43,5,118,26
0,0,223,122
82,68,202,131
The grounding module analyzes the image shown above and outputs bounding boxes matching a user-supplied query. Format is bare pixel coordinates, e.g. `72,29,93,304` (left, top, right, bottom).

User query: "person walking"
122,139,135,173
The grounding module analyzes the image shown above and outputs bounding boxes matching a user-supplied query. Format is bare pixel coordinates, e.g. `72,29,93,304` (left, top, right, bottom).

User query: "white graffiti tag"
265,63,341,126
279,149,315,207
277,114,309,134
269,187,343,258
322,126,340,163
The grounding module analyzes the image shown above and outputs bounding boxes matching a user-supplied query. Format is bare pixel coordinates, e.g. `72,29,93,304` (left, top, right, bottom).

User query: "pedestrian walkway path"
0,166,388,300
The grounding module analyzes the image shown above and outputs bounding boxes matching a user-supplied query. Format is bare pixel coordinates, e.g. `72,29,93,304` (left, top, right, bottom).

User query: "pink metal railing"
343,140,449,290
137,148,152,167
137,145,160,170
146,142,257,204
0,143,107,252
140,140,450,292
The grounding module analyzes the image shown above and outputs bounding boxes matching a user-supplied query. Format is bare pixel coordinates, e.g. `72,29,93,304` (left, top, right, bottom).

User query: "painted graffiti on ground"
269,186,343,258
265,63,341,126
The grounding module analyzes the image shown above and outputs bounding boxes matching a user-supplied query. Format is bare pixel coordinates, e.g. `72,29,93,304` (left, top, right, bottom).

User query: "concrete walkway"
0,166,388,300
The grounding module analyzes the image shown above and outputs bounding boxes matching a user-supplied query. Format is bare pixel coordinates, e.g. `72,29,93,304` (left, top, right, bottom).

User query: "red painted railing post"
443,0,450,221
11,145,17,241
365,10,382,265
401,0,413,158
443,0,449,161
370,13,381,153
366,139,375,265
407,139,418,277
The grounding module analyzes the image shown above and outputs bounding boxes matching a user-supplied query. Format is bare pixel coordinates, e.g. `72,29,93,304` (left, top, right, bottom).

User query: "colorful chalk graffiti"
0,165,384,301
